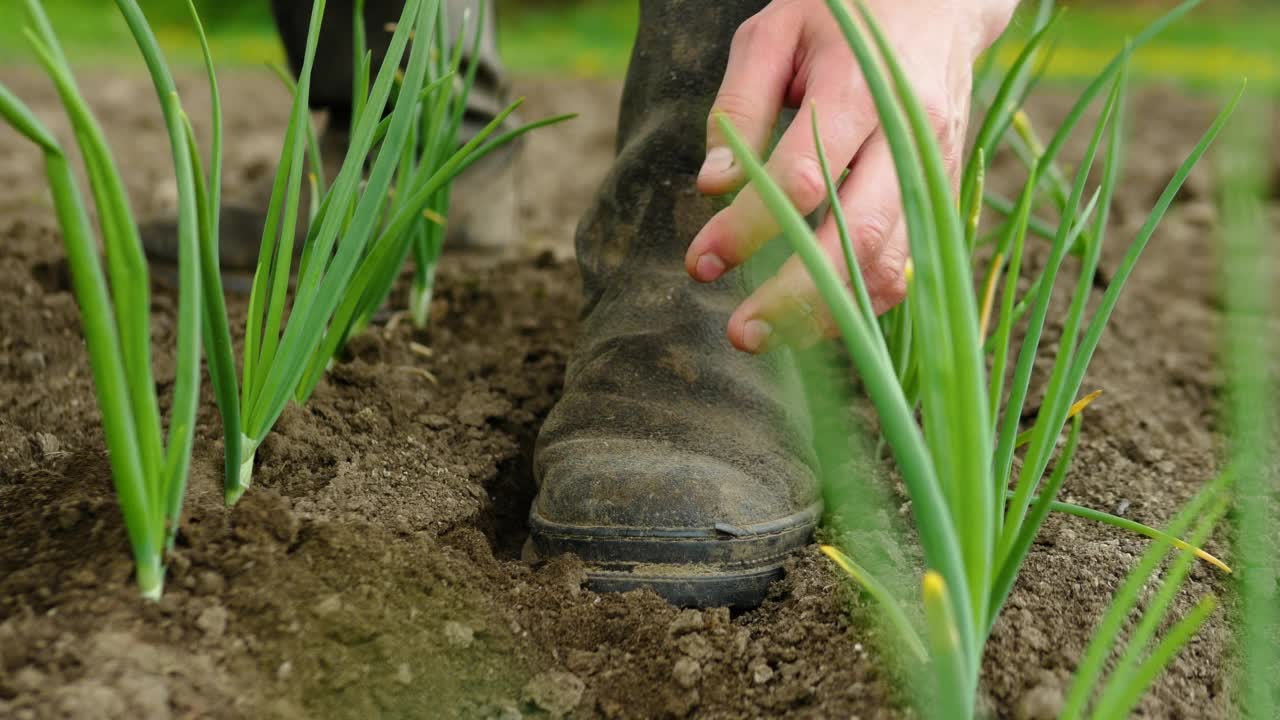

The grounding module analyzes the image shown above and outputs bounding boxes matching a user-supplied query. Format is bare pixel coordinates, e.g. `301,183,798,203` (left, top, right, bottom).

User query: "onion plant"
722,0,1242,715
1059,91,1274,720
1059,474,1231,719
291,0,575,379
200,0,437,503
1218,103,1278,720
390,2,578,329
0,0,207,599
200,0,571,504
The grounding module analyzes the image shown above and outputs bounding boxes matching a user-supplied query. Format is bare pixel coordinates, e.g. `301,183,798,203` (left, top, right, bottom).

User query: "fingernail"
694,253,726,282
699,146,734,180
742,319,774,353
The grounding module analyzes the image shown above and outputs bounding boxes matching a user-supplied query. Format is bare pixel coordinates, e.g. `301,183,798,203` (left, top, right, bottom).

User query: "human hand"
684,0,1017,353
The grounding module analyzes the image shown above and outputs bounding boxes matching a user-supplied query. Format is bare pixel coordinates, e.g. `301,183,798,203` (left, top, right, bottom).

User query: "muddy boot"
529,0,820,609
141,0,514,289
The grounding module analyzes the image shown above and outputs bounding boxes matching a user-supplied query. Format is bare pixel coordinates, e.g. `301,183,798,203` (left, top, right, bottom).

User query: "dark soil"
0,67,1276,719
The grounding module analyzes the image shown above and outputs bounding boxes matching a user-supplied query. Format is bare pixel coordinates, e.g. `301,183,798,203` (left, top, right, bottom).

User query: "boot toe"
532,405,819,608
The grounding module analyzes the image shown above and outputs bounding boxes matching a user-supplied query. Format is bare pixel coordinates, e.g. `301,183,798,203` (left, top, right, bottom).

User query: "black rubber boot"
529,0,820,609
142,0,513,289
271,0,508,133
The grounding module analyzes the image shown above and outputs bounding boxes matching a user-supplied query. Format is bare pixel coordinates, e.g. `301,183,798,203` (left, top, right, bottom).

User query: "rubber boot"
141,0,514,289
529,0,820,609
271,0,508,134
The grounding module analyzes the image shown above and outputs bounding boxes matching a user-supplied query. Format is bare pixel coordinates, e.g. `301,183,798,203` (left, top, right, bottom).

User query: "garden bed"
0,69,1273,719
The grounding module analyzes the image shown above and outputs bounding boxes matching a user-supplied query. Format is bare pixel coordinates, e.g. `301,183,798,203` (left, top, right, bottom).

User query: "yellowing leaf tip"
1193,548,1233,574
1067,390,1104,419
1012,109,1032,135
921,570,945,599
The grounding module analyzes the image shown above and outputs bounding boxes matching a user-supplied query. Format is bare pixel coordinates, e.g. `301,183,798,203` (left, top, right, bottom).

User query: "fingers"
826,134,910,312
922,88,969,199
727,134,911,353
687,71,877,284
697,11,798,194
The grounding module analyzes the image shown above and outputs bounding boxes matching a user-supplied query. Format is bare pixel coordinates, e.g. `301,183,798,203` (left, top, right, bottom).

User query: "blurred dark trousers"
269,0,503,127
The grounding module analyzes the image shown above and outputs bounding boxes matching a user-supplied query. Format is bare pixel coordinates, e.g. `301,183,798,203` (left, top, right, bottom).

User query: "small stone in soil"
750,661,774,685
1015,681,1065,720
20,350,45,370
491,702,523,720
443,621,474,649
56,681,126,719
672,657,701,689
566,649,602,676
69,568,95,589
57,504,83,530
396,663,413,685
522,671,584,717
313,594,342,616
537,555,587,597
34,432,60,458
195,606,228,641
116,671,170,719
668,609,705,636
14,666,47,692
196,571,226,596
705,607,731,628
676,633,712,660
417,413,451,430
663,687,701,718
156,595,181,616
167,552,191,578
0,621,19,670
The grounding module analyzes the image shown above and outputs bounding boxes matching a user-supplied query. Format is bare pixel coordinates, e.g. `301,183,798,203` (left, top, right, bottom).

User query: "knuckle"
940,140,964,177
711,90,757,132
923,100,953,138
766,272,818,324
732,16,771,51
851,210,895,257
813,307,840,339
782,157,827,211
923,100,964,172
868,246,910,309
879,274,909,309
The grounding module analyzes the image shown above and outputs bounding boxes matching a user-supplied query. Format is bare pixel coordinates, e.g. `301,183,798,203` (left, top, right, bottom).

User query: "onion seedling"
199,0,571,503
1217,102,1278,720
0,0,207,599
289,0,574,398
720,0,1241,715
1070,149,1280,702
1062,471,1232,719
389,3,576,330
200,0,440,504
296,0,576,367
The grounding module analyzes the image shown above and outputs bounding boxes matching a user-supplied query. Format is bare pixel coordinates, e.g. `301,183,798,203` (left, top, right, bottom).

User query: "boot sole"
527,502,821,609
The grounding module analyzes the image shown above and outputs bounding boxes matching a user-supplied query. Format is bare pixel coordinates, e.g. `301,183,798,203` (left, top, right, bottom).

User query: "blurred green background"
0,1,1274,91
